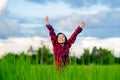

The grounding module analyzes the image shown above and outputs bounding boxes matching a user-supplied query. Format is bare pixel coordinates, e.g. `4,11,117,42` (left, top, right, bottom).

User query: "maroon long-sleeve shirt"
46,24,82,68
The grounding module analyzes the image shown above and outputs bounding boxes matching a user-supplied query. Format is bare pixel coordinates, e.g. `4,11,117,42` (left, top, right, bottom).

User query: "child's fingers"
81,21,85,26
79,21,85,27
45,16,48,21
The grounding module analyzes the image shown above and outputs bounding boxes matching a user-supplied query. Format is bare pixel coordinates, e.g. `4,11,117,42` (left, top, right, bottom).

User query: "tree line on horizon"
0,46,120,65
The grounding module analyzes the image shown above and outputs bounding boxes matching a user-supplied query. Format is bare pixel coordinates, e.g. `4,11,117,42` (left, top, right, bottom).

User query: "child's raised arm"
67,21,85,48
45,16,57,47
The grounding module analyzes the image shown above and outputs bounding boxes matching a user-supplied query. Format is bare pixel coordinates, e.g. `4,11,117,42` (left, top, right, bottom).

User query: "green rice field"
0,57,120,80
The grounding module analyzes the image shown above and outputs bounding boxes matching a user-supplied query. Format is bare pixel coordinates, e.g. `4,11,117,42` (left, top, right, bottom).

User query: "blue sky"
0,0,120,39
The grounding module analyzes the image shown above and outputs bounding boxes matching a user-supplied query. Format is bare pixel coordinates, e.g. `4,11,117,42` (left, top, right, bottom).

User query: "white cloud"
55,9,120,38
0,19,20,36
0,0,8,15
7,0,112,19
72,37,120,57
0,36,120,58
7,20,19,29
0,36,50,57
55,14,83,30
27,0,120,8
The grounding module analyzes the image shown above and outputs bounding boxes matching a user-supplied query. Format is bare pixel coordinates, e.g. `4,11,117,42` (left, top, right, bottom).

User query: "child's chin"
59,42,65,44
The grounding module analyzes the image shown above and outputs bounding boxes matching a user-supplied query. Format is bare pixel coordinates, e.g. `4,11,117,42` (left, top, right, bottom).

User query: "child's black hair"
56,32,67,45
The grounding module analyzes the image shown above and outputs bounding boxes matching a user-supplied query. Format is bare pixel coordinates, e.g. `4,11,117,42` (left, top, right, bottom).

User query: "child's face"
57,34,66,44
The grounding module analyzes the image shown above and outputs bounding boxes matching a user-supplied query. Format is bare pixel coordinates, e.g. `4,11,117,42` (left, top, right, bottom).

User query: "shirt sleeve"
46,24,57,46
67,26,83,48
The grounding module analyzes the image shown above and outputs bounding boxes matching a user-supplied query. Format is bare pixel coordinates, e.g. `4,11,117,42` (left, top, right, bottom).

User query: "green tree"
79,49,91,65
36,46,54,64
92,48,115,65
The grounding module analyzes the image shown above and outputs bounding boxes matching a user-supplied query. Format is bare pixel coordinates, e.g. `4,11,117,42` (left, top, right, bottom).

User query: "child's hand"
45,16,49,25
80,21,85,28
45,16,48,21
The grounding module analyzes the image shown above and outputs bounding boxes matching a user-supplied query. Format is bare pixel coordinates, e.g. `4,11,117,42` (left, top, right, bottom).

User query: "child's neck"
60,43,64,46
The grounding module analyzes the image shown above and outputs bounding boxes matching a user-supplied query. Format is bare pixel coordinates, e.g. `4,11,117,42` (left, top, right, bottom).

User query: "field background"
0,46,120,80
0,59,120,80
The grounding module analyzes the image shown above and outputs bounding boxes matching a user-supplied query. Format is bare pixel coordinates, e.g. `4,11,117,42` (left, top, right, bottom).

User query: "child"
45,16,85,70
